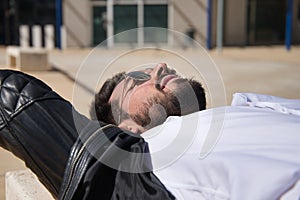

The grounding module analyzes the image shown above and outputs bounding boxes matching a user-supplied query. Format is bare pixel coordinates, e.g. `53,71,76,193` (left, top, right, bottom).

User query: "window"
114,5,138,43
93,6,107,45
144,5,168,43
92,1,168,46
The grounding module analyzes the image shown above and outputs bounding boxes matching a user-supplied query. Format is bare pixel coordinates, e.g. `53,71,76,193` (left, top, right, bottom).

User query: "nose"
151,63,167,79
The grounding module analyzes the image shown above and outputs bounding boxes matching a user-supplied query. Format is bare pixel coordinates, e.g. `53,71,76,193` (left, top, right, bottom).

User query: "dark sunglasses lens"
127,71,151,81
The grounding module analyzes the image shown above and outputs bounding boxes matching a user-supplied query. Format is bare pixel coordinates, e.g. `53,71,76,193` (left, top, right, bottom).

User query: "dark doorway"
1,0,19,45
247,0,286,45
0,0,56,46
0,1,6,44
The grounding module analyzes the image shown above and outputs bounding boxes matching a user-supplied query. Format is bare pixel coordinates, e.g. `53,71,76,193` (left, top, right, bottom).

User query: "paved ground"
0,45,299,199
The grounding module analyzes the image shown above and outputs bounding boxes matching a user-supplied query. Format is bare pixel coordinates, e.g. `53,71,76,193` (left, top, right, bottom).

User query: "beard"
130,90,181,128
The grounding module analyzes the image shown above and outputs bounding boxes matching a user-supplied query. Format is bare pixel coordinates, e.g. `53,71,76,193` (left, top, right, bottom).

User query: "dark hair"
188,79,206,111
90,72,125,124
91,74,206,126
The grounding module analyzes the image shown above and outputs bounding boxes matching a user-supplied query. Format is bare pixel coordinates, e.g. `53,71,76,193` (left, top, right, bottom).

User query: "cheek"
127,87,157,115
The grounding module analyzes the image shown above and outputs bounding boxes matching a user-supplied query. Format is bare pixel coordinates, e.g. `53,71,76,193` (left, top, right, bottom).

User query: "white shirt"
142,93,300,200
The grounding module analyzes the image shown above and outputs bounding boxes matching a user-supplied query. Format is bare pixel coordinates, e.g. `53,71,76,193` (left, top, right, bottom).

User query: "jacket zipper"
61,124,114,200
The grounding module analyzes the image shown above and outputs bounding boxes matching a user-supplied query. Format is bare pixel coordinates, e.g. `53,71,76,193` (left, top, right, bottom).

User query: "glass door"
93,6,107,46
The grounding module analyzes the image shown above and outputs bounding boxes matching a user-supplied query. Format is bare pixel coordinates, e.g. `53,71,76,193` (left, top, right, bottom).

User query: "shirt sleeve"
231,93,300,116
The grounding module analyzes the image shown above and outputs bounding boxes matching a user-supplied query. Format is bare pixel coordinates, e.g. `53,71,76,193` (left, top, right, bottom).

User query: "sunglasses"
118,71,151,124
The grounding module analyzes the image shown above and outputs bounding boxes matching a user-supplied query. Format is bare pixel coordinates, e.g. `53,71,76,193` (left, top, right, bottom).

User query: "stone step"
6,46,49,71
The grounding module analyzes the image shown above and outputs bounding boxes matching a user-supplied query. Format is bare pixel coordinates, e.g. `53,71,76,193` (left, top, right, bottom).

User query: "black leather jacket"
0,70,174,200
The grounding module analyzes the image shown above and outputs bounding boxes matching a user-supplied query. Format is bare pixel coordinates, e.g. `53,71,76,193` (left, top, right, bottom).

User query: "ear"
118,119,146,134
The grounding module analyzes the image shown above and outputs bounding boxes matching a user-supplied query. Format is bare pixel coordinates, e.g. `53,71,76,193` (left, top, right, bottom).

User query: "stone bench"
5,170,54,200
6,46,49,71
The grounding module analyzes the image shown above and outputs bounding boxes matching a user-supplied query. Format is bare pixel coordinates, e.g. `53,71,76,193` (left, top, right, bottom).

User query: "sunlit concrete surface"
6,170,53,200
0,151,25,200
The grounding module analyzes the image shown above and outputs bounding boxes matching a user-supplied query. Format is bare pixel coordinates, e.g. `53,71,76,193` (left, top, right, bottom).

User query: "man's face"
109,63,190,128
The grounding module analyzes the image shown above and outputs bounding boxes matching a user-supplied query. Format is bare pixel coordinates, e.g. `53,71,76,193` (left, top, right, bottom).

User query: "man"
2,69,300,200
0,64,206,199
0,70,175,200
92,63,206,133
92,64,300,199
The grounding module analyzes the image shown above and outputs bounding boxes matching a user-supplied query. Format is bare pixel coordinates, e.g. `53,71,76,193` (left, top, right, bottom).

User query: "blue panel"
285,0,293,51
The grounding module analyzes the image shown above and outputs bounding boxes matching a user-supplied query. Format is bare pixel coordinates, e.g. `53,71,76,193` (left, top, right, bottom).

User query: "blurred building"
0,0,56,46
0,0,299,49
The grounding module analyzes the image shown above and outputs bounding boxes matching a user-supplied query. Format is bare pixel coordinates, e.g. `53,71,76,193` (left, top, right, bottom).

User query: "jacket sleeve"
59,121,175,200
0,70,90,198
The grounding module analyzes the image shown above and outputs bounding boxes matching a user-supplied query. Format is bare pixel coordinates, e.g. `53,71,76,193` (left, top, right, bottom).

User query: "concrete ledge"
5,170,54,200
6,46,49,71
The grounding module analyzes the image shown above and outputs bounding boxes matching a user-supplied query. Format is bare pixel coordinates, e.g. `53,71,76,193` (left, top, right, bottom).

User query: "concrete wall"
171,0,208,47
223,0,247,46
63,0,91,47
293,0,300,43
210,0,219,48
61,0,300,48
